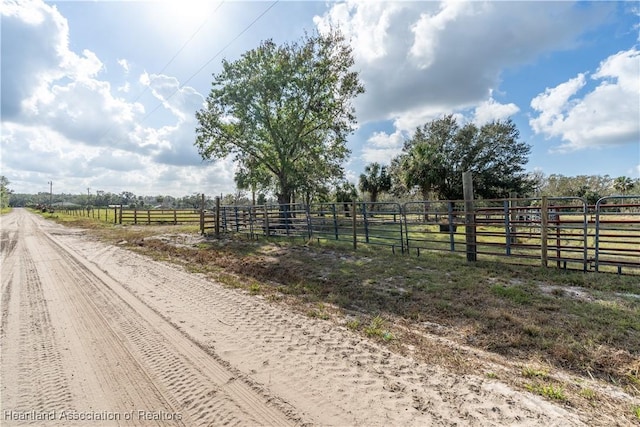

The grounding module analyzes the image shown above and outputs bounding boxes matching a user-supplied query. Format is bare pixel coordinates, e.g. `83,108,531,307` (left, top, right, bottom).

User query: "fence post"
215,197,221,238
399,204,405,254
332,203,339,240
541,196,548,267
509,192,518,245
119,205,123,225
263,204,270,237
447,201,455,251
362,203,369,243
352,200,357,250
234,206,240,232
305,204,312,239
249,206,255,239
200,194,205,235
504,200,511,256
463,171,477,262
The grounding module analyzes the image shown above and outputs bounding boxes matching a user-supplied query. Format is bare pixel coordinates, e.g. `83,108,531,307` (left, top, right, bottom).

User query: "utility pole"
48,181,53,207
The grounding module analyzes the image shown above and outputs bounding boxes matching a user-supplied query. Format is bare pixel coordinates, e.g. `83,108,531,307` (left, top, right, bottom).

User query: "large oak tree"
195,31,364,205
393,115,532,200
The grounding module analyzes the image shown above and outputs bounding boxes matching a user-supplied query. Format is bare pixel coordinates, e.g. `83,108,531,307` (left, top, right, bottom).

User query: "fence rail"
59,195,640,275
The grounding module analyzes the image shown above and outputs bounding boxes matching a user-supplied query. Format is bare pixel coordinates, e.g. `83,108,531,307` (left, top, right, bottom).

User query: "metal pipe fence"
403,200,466,256
59,196,640,275
595,196,640,274
207,197,639,274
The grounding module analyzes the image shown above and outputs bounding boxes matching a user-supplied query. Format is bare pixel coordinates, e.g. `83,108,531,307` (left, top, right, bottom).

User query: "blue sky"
1,0,639,197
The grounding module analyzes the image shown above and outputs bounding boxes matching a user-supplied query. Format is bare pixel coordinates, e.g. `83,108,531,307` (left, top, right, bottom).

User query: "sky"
1,0,639,198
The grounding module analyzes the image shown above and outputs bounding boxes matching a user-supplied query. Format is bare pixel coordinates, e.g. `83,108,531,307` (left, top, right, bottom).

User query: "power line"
98,1,226,142
157,1,226,77
132,1,226,105
139,0,280,124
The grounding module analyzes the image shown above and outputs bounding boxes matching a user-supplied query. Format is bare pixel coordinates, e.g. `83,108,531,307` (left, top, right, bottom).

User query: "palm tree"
613,176,634,195
396,141,445,200
358,162,391,203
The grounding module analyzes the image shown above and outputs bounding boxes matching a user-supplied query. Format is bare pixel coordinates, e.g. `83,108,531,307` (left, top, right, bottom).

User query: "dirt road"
1,208,585,426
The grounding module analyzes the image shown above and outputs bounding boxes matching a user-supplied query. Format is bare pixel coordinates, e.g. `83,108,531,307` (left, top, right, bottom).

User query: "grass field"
61,207,202,225
37,209,640,421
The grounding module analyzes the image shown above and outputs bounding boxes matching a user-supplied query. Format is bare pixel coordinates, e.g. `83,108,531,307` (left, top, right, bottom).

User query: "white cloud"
314,1,607,126
1,122,99,179
409,0,469,69
313,0,401,63
473,97,520,125
530,48,640,151
392,107,465,134
361,130,406,164
0,0,228,196
141,73,204,124
118,58,130,73
530,74,586,137
314,0,613,167
118,82,131,93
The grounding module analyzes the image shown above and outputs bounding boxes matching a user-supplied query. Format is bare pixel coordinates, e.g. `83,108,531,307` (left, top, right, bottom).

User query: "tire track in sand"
38,221,295,426
81,242,586,427
9,245,74,415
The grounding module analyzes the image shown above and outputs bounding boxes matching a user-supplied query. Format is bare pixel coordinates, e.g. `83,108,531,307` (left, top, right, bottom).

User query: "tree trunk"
370,190,378,204
277,192,290,205
277,186,292,228
421,187,430,221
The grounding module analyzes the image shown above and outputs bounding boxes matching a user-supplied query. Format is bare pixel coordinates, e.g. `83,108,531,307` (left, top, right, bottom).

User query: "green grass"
363,315,394,341
491,284,533,304
578,388,596,400
346,318,361,330
522,367,549,379
248,283,261,295
525,383,567,401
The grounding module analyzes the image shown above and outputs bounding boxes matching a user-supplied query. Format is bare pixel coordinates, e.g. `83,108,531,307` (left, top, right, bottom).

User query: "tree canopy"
613,176,635,195
0,176,11,209
392,115,532,200
359,162,392,203
195,30,364,204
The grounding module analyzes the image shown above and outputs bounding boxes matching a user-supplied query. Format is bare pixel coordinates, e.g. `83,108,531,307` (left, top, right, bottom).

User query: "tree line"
6,188,212,210
2,172,637,211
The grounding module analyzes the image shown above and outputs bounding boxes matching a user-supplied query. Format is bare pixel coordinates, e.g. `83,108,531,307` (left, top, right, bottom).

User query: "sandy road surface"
1,209,586,426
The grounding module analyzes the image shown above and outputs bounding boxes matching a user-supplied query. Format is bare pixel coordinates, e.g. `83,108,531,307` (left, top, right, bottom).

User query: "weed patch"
525,383,567,401
490,284,532,305
364,315,394,341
